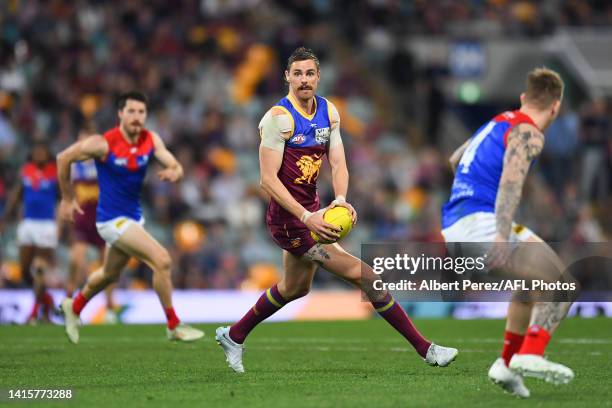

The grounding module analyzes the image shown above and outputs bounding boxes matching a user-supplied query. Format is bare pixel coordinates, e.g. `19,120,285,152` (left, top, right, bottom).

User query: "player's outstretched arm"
56,135,108,222
495,123,544,239
152,132,183,182
449,139,470,174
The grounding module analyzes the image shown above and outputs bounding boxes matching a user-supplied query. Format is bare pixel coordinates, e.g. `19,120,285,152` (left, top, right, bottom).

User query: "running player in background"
56,91,203,343
216,47,458,373
442,68,573,398
65,126,118,324
0,142,58,323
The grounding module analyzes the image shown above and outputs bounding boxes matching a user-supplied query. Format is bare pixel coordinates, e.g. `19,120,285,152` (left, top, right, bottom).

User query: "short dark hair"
286,47,320,72
524,68,564,109
117,91,148,110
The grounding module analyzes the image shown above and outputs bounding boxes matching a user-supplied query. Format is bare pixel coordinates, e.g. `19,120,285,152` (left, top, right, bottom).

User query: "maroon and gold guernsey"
265,94,332,227
263,95,334,257
71,160,105,247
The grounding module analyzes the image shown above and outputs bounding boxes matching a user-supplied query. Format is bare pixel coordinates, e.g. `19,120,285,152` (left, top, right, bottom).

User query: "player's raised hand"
302,209,341,244
157,167,181,182
329,197,357,225
59,198,84,223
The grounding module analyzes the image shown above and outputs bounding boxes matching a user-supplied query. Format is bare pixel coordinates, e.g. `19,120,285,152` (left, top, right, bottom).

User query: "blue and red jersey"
441,110,538,229
21,162,57,220
95,127,155,222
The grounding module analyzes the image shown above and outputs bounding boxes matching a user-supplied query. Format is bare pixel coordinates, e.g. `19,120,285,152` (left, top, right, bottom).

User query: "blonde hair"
524,67,564,109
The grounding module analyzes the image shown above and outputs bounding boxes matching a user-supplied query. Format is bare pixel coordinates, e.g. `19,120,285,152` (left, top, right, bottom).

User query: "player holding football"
442,68,573,398
1,143,58,323
216,47,458,373
65,127,117,324
57,91,203,343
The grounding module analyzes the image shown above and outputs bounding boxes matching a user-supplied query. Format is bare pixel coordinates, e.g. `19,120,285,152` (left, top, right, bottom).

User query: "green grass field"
1,318,611,407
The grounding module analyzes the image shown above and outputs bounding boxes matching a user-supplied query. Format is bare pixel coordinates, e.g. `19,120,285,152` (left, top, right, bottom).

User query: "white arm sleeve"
259,110,292,152
328,101,343,148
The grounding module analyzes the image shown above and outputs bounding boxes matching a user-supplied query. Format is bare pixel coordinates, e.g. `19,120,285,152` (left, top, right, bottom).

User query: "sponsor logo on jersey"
290,238,302,248
290,134,306,145
137,154,150,167
113,154,150,168
23,177,52,190
315,127,330,144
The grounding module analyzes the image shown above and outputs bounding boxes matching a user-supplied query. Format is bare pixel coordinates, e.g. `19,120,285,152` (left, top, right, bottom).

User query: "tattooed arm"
495,123,544,239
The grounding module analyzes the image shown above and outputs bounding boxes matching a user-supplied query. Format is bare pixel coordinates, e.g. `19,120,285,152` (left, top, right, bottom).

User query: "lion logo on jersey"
294,154,323,184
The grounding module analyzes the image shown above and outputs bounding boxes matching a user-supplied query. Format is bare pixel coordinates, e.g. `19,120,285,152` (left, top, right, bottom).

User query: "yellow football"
311,206,353,243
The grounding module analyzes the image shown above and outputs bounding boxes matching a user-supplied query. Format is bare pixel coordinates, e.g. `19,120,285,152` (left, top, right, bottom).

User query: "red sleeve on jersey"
498,110,539,148
44,162,57,181
99,128,117,163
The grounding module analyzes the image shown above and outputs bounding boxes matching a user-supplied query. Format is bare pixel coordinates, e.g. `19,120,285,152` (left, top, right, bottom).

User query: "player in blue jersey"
442,68,573,397
216,47,458,374
1,142,58,323
56,91,203,343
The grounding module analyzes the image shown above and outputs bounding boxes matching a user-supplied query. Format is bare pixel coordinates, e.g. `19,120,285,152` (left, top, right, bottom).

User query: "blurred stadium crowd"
0,0,610,291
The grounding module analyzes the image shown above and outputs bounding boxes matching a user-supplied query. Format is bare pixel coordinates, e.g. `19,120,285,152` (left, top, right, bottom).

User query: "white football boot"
61,298,81,344
215,327,245,373
509,354,574,385
424,343,458,367
166,324,205,342
488,357,530,398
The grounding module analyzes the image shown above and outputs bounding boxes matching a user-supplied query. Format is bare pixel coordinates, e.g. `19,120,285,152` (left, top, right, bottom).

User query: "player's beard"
296,87,314,101
126,123,142,138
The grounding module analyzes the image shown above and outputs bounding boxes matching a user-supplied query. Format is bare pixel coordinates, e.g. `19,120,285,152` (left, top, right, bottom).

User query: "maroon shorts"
72,203,105,248
267,223,317,257
73,225,105,248
73,220,105,248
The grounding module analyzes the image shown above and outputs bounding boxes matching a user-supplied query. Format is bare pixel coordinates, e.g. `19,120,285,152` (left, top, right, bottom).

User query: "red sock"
501,330,524,366
165,307,180,330
41,292,54,319
28,301,40,320
72,292,89,316
518,325,551,356
42,292,53,307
